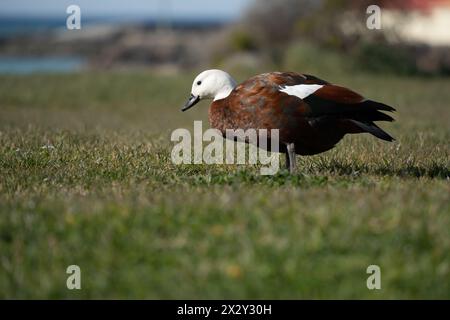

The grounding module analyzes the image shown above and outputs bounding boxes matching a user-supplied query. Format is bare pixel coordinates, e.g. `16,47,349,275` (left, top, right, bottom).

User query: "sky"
0,0,254,20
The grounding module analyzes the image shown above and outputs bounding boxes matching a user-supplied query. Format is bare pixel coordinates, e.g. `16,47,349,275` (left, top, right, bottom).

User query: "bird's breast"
209,100,258,133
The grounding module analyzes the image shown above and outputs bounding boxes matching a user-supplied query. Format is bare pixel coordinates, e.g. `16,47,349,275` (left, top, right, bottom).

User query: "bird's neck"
213,82,237,101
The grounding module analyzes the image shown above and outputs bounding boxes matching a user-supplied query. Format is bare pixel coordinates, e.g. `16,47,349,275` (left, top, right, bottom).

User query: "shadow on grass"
178,161,449,187
321,162,449,179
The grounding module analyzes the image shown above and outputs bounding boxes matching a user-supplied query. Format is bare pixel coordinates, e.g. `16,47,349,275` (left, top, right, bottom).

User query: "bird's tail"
349,120,395,142
348,100,396,142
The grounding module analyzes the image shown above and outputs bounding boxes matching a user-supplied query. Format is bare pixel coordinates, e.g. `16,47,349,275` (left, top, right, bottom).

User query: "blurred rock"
0,23,224,72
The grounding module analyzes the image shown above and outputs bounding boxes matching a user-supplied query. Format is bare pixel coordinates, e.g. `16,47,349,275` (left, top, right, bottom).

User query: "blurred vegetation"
217,0,450,76
353,42,418,75
229,30,258,52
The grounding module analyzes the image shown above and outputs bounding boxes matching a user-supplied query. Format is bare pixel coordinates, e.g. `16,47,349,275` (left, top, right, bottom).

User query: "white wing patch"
279,84,323,99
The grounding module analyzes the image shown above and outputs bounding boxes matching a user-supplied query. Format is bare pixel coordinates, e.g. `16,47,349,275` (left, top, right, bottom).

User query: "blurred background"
0,0,450,299
1,0,449,76
1,0,449,299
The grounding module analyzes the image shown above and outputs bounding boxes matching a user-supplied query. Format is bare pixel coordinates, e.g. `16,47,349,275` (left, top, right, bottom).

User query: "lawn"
0,71,449,299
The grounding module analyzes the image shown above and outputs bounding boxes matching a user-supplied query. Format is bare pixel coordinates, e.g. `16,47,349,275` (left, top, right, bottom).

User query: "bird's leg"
285,151,290,171
286,143,296,174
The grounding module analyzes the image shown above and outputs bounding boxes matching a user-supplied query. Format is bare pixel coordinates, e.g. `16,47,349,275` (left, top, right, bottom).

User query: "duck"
182,69,395,173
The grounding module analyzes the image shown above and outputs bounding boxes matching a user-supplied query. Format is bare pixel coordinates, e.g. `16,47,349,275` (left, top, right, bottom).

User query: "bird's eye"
197,81,202,85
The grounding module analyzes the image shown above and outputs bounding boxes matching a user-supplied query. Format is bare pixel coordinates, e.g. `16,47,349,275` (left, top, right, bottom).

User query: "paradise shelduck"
182,69,395,173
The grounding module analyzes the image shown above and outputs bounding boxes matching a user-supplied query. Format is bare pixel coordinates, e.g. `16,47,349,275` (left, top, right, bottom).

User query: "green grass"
0,71,449,299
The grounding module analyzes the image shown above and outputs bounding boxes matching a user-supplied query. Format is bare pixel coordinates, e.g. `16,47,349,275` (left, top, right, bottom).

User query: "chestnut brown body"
209,72,395,155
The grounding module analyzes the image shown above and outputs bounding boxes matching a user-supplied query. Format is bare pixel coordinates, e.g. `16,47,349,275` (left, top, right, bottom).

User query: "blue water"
0,56,85,74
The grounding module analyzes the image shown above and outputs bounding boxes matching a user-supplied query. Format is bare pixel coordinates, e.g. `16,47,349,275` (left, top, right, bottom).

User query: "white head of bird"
182,69,237,112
